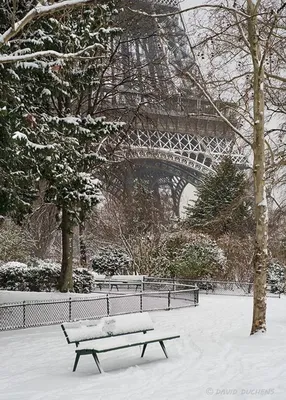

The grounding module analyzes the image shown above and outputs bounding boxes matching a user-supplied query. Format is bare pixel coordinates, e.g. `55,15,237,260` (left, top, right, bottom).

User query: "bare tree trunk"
248,0,268,334
59,206,74,292
79,211,87,268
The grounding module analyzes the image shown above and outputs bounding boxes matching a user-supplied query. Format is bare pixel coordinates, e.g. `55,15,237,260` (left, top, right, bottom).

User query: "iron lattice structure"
102,0,246,216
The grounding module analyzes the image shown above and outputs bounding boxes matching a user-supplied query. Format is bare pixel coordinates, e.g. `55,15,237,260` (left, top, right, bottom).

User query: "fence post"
106,294,110,316
140,292,143,312
194,289,199,306
69,297,72,321
23,301,26,328
167,291,171,310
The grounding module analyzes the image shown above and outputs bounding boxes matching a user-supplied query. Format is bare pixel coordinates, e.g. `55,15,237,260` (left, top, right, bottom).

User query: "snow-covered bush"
267,260,285,294
150,231,226,279
91,247,131,276
73,269,94,293
0,260,94,293
0,260,59,291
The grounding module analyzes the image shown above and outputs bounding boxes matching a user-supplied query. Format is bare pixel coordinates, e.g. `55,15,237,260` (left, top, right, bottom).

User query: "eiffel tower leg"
170,182,180,218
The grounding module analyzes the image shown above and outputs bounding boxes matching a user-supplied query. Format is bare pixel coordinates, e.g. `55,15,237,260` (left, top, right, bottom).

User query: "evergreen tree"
123,179,163,237
185,157,253,236
0,4,39,223
0,1,122,291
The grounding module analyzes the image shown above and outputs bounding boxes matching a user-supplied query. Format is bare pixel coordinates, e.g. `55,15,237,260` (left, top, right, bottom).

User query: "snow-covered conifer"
185,156,253,236
0,1,123,291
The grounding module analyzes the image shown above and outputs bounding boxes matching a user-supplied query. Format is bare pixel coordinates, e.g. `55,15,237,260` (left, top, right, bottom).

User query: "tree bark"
247,0,268,334
59,206,74,292
79,210,87,268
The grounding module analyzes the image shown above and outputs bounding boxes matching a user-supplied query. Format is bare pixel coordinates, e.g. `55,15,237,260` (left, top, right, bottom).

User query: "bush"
150,231,226,279
267,260,285,294
91,247,131,276
73,268,94,293
0,260,94,293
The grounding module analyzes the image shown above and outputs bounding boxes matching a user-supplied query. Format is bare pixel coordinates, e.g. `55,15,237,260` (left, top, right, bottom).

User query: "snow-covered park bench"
61,312,180,373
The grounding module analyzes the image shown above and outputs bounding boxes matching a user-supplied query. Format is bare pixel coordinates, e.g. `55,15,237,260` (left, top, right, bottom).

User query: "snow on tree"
0,0,103,62
0,63,38,223
267,259,285,294
185,156,253,236
0,1,123,291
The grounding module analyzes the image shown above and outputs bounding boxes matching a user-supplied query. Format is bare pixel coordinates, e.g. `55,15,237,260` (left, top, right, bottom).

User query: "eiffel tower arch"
102,0,245,217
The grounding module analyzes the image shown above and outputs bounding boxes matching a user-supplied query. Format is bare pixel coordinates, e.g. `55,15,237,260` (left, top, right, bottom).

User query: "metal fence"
143,277,281,297
0,284,198,331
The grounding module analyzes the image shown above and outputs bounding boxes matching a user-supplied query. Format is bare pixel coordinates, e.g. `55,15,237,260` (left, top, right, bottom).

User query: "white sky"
180,0,207,10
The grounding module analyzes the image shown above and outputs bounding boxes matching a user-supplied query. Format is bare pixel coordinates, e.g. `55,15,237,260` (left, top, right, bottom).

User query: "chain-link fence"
143,277,282,297
0,285,198,331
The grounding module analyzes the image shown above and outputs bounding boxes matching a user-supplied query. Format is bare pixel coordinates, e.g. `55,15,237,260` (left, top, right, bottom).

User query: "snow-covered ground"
1,295,286,400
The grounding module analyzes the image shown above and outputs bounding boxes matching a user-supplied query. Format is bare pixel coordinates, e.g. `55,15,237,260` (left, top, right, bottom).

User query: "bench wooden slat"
76,331,180,353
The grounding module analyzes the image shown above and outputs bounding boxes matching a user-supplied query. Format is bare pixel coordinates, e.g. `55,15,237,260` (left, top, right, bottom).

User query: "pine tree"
185,157,253,236
0,4,39,224
0,1,122,291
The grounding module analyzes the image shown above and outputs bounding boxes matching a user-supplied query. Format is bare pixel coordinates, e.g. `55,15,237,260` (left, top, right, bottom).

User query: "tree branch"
0,42,104,64
0,0,97,45
183,71,252,147
266,72,286,83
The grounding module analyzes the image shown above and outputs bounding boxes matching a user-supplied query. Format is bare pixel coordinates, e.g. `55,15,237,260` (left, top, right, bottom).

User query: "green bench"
61,312,180,374
95,279,142,291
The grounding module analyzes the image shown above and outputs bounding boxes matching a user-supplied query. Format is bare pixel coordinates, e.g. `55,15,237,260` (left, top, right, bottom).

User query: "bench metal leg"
141,343,147,358
92,352,103,374
73,353,80,372
159,341,168,358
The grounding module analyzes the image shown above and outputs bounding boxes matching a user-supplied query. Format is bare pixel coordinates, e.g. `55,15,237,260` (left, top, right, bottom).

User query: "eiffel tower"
102,0,245,217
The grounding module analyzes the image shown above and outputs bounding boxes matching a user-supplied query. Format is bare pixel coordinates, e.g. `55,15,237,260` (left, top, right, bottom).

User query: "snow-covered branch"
128,4,248,20
0,42,104,64
0,0,97,45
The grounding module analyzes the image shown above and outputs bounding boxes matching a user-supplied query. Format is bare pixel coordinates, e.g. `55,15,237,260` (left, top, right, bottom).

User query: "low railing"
0,283,199,331
143,277,282,298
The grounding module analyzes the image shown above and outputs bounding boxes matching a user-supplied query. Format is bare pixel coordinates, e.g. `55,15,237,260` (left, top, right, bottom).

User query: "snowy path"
1,295,286,400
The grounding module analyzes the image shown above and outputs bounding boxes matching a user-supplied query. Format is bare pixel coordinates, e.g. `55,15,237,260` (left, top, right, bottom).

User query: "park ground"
1,294,286,400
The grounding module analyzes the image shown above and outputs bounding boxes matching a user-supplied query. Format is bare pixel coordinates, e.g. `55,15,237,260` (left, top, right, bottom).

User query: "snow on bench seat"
76,331,180,352
62,312,154,344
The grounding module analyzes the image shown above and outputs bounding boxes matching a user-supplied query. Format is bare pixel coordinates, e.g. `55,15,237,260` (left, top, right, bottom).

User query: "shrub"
73,268,94,293
267,259,285,294
150,231,226,279
0,260,94,293
91,247,131,276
